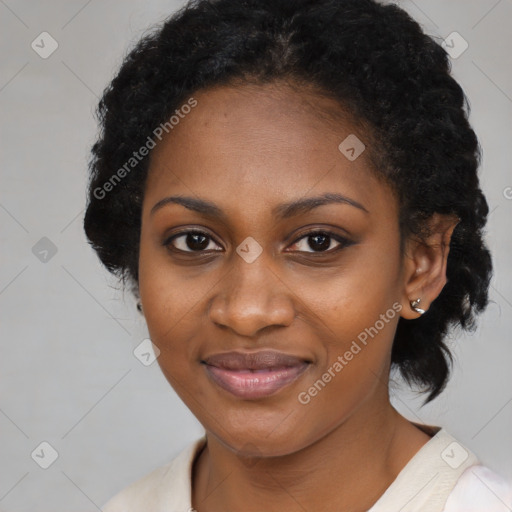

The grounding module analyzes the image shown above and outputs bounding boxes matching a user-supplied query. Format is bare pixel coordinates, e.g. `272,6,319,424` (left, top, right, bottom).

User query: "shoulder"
444,464,512,512
101,437,206,512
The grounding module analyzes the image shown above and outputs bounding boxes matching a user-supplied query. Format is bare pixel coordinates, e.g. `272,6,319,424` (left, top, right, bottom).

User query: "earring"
410,298,426,315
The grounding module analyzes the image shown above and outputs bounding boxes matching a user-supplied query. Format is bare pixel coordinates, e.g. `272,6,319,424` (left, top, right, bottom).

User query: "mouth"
201,350,311,399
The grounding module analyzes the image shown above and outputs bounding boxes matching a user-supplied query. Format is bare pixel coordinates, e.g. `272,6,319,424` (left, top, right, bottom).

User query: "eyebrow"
150,192,369,219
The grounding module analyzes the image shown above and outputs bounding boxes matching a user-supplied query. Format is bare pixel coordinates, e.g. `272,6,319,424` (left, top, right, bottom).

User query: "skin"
138,80,459,512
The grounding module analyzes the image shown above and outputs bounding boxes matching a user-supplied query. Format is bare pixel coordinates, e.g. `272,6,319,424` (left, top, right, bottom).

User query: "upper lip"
202,350,310,371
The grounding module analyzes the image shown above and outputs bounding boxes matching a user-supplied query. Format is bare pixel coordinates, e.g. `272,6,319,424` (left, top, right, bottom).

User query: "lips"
202,350,310,399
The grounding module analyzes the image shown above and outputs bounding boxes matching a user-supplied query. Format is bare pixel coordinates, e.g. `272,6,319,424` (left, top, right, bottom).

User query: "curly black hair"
83,0,492,403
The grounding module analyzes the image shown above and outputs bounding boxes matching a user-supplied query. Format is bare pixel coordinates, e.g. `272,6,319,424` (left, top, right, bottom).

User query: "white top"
102,427,512,512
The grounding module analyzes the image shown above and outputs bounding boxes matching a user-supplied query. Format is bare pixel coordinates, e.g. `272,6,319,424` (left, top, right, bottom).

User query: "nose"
208,253,295,338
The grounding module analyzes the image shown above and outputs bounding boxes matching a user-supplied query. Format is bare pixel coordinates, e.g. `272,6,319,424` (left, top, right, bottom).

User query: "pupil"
187,233,209,250
309,234,330,251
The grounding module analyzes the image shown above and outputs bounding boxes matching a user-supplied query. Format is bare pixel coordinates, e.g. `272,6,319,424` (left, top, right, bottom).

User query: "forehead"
144,81,395,222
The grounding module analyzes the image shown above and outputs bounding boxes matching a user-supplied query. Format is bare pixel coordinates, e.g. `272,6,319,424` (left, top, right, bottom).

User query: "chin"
203,405,316,458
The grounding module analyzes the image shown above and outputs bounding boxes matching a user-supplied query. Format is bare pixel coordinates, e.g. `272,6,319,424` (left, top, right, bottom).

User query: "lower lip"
204,363,309,399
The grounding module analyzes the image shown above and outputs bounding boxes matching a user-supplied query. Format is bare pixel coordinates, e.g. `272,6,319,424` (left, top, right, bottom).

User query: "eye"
163,230,222,253
288,230,353,254
163,228,353,255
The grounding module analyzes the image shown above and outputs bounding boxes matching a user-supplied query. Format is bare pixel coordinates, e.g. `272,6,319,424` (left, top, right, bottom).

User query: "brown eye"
164,230,222,253
289,230,353,253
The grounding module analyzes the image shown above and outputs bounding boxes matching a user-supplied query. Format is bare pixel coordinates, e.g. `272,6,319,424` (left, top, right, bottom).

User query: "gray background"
1,0,511,510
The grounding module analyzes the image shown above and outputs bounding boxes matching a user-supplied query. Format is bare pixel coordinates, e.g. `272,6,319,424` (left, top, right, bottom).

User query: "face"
138,81,407,457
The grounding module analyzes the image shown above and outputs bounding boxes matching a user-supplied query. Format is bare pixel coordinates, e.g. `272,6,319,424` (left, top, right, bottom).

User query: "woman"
84,0,512,510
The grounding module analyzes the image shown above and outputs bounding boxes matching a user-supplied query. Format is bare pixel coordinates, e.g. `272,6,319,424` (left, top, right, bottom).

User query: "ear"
399,213,460,319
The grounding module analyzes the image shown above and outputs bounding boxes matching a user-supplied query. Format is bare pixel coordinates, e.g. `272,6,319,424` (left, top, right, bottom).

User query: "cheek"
138,233,227,392
138,234,190,365
289,238,402,345
293,307,399,440
289,238,402,400
138,231,208,341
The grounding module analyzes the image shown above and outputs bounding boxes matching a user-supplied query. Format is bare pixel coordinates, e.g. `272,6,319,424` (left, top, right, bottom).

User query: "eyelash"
162,229,354,255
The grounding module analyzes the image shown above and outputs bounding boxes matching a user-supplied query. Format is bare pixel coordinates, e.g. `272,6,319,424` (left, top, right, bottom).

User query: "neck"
192,396,431,512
